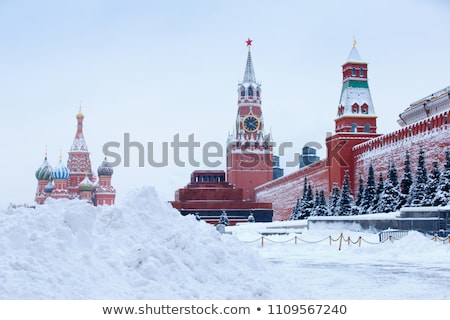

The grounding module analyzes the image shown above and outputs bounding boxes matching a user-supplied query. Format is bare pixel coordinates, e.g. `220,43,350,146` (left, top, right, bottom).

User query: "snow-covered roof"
347,46,362,63
339,85,375,116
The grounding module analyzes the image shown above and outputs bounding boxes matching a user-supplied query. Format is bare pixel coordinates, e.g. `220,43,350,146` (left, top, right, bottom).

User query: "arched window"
256,89,260,97
361,104,369,114
364,123,371,133
352,68,356,76
360,67,364,77
240,88,245,97
352,103,359,113
248,86,254,97
351,123,358,132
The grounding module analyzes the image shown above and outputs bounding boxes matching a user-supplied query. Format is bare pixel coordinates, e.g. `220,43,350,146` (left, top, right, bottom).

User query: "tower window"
360,68,364,77
352,103,359,113
351,123,358,132
352,68,356,76
240,88,245,97
248,86,254,97
256,89,260,97
361,104,369,114
364,123,371,132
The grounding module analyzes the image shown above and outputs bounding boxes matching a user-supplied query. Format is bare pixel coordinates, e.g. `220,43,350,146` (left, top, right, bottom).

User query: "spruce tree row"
289,148,450,219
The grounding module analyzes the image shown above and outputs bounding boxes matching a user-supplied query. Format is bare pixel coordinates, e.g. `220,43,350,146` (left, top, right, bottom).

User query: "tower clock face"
242,115,260,132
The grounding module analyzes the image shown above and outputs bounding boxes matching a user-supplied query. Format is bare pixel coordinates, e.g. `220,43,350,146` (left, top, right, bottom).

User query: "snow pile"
0,186,274,299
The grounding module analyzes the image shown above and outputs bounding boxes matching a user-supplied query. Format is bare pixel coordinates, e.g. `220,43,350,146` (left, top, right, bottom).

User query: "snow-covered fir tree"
377,162,401,213
218,210,229,226
400,150,413,207
328,182,340,216
407,148,428,207
374,172,384,212
289,197,301,220
290,176,308,220
356,175,364,207
297,183,314,219
423,160,440,206
433,150,450,206
336,171,354,216
313,189,329,216
360,164,377,214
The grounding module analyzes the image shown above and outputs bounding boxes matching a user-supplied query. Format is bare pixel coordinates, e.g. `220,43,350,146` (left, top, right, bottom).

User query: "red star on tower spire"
246,38,253,47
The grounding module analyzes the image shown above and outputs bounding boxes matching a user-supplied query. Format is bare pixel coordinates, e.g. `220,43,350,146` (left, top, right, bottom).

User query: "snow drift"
0,186,274,299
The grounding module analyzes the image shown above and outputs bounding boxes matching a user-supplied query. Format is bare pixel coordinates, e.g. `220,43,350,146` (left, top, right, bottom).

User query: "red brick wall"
353,111,450,188
255,160,329,221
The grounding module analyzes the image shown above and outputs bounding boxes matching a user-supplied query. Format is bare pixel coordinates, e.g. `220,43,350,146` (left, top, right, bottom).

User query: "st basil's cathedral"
34,109,116,206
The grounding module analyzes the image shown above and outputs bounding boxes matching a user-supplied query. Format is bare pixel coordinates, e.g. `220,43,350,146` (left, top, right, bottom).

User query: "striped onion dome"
52,159,70,180
97,157,114,176
35,156,53,181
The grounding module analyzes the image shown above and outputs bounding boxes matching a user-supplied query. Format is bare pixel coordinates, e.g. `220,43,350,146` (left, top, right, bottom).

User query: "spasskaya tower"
227,39,273,201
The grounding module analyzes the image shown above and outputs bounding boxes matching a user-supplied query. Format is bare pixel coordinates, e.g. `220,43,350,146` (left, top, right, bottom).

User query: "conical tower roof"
70,107,89,152
347,39,362,63
242,38,256,84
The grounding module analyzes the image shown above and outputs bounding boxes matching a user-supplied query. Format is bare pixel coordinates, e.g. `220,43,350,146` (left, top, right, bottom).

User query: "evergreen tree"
434,150,450,206
218,210,229,226
422,160,440,206
336,171,354,216
378,162,401,213
289,197,301,220
356,175,364,207
400,150,413,207
407,148,428,207
298,183,314,219
360,164,377,214
313,189,330,216
328,183,340,216
372,172,384,213
311,190,320,216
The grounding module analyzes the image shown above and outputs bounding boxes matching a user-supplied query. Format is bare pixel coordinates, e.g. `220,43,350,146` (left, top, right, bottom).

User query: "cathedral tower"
326,40,381,191
226,39,273,201
50,155,70,199
95,157,116,205
35,154,52,204
67,108,94,197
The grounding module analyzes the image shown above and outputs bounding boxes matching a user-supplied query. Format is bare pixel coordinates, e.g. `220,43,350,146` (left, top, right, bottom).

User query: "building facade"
35,110,116,205
256,43,450,220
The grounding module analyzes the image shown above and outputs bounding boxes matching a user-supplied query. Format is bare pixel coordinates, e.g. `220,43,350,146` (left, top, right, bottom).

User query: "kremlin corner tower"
34,109,116,206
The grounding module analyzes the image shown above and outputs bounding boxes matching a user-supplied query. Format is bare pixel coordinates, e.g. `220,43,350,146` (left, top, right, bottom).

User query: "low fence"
241,233,450,250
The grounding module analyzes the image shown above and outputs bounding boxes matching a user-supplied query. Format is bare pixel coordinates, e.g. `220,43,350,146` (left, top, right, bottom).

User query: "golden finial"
353,37,357,48
45,144,48,159
76,101,84,119
59,149,62,161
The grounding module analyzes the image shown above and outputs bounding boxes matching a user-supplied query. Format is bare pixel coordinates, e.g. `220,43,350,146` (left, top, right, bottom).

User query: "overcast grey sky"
1,0,450,207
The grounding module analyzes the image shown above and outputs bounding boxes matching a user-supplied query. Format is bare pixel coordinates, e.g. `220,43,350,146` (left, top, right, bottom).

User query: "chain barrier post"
261,236,264,248
347,236,351,246
338,233,343,251
329,236,332,246
358,236,362,247
295,236,298,245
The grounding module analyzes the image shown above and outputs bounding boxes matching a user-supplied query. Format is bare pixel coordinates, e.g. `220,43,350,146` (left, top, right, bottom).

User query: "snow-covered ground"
1,186,449,300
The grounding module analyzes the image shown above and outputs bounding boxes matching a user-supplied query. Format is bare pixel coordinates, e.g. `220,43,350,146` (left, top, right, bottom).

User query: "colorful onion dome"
97,157,114,176
79,175,94,191
35,156,53,181
44,180,54,193
52,159,70,180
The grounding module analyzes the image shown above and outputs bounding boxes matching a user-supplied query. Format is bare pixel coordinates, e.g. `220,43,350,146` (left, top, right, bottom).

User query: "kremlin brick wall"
256,110,450,221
